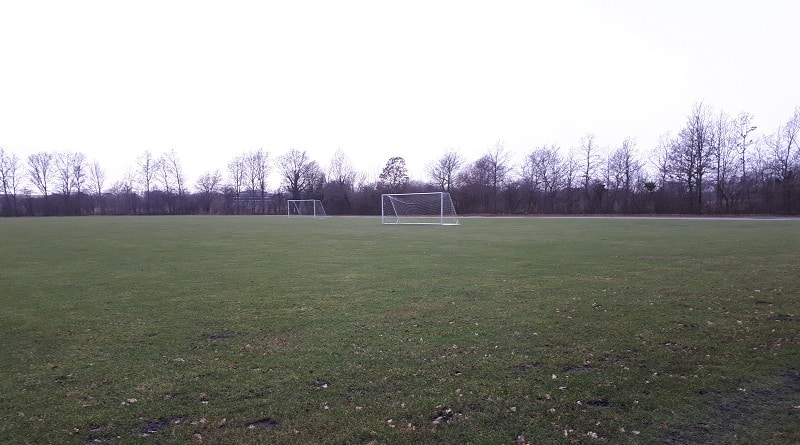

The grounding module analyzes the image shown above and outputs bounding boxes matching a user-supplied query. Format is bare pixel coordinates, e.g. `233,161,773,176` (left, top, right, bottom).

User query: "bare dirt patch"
206,331,235,341
247,418,279,430
661,370,800,444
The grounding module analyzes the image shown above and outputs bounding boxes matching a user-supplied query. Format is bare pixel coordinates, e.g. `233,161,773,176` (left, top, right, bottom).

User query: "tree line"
2,103,799,217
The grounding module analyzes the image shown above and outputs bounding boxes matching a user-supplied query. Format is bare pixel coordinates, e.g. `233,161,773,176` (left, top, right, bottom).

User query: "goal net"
288,199,327,218
381,192,459,225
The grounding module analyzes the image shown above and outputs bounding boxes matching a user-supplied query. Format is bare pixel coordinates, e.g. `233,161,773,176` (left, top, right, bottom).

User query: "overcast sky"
1,0,798,189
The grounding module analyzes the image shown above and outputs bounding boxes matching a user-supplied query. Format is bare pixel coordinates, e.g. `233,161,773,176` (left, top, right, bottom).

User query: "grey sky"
1,0,798,188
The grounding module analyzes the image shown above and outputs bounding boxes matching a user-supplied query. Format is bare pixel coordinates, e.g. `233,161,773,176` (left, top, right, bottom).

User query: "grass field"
1,216,798,444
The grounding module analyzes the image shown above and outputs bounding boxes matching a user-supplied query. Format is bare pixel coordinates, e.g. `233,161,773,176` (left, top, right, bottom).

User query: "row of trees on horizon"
2,103,799,216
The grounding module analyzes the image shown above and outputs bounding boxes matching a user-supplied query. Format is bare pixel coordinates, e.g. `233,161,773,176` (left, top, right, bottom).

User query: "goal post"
381,192,459,225
287,199,327,218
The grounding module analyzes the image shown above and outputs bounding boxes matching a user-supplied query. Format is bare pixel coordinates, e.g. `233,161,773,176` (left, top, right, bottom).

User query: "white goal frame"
287,199,327,218
381,192,459,225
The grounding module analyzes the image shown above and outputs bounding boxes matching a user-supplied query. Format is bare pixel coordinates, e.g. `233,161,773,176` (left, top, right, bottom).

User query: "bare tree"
646,133,680,213
579,133,599,211
196,169,222,214
562,148,581,213
244,149,269,214
328,149,358,187
72,152,86,214
521,145,562,213
709,111,739,212
0,148,22,215
456,143,511,214
55,152,74,197
155,154,174,213
764,107,800,212
325,149,359,214
254,149,270,214
107,173,139,215
427,149,463,192
457,157,492,213
244,152,259,214
650,133,672,189
668,102,715,213
378,156,409,193
765,107,799,181
734,111,757,179
54,151,86,214
747,137,769,194
607,138,641,213
278,149,324,199
227,154,246,214
163,149,186,213
27,152,53,211
88,159,105,214
137,151,156,214
483,140,511,213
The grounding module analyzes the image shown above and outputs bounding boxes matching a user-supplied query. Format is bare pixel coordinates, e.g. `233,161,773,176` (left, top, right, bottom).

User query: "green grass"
1,216,798,444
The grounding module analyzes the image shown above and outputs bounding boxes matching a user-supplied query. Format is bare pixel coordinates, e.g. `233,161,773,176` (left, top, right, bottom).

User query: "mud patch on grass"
344,387,369,401
564,365,593,374
312,379,332,389
584,397,612,409
139,417,184,437
247,418,279,430
431,408,462,425
509,362,542,372
661,370,800,444
206,330,235,341
140,419,169,437
465,404,485,413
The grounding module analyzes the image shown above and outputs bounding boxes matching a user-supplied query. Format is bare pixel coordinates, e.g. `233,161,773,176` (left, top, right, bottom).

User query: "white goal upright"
288,199,327,218
381,192,459,225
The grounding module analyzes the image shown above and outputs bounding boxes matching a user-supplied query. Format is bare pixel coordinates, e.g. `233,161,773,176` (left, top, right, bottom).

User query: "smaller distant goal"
381,192,459,225
288,199,327,218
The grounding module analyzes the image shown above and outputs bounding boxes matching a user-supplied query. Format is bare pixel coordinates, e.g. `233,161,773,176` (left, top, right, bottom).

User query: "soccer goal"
287,199,327,218
381,192,459,225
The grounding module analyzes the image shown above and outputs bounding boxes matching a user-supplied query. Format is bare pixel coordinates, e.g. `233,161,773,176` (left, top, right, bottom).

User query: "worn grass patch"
1,216,798,444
